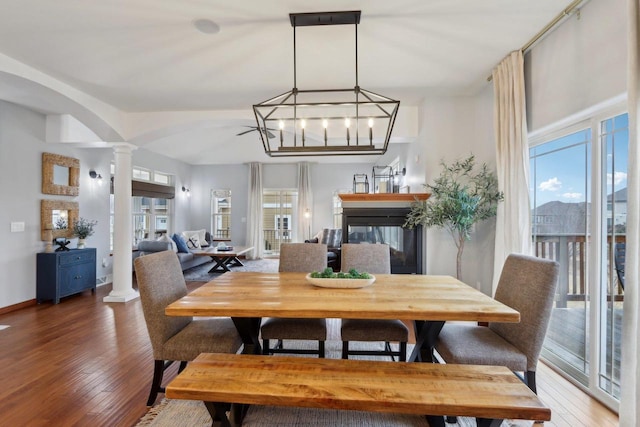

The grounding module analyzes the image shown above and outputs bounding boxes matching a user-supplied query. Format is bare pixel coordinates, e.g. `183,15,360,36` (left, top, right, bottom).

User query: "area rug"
135,334,531,427
183,258,280,282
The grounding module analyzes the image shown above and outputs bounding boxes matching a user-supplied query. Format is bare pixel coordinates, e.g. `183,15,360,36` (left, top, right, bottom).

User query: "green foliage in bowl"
309,268,372,279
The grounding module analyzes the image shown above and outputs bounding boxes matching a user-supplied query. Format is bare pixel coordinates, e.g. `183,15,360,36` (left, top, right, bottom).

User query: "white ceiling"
0,0,574,164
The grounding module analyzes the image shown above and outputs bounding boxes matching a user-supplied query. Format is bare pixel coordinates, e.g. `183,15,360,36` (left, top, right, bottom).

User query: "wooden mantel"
338,193,430,202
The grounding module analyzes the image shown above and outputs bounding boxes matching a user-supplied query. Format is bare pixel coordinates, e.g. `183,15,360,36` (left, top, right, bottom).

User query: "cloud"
607,171,627,185
562,192,582,200
539,177,561,192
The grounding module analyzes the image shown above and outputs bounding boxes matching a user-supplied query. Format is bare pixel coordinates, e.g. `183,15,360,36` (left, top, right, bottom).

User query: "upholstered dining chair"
260,243,328,357
134,250,243,406
339,243,409,361
435,253,559,394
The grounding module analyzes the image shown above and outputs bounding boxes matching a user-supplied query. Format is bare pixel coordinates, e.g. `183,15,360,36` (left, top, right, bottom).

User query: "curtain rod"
487,0,589,82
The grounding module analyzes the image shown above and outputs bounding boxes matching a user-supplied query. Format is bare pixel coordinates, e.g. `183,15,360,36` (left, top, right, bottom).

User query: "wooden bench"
166,353,551,427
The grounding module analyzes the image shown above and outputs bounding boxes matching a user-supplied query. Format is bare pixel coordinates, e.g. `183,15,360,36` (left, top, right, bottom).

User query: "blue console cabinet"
37,248,96,304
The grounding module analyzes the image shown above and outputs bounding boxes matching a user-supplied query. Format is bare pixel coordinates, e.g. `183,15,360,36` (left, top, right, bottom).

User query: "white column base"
103,290,139,303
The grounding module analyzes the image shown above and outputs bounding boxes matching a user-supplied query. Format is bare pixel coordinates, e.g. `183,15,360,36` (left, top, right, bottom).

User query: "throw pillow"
186,234,201,250
181,229,207,246
156,234,178,252
171,233,190,253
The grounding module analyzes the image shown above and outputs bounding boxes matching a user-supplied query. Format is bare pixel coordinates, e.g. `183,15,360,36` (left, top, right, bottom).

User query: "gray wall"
526,0,627,132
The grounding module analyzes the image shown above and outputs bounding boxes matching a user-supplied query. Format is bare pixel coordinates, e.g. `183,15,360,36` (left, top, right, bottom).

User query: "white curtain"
620,1,640,424
297,162,313,242
492,50,533,294
246,162,263,260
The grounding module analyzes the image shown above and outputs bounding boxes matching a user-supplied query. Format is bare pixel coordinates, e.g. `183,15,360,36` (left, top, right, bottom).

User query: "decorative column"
104,143,139,303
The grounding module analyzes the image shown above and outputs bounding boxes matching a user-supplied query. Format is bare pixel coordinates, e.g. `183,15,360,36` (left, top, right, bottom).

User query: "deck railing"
533,234,625,307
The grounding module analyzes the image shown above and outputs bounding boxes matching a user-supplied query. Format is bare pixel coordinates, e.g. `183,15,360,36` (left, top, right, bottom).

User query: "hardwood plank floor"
0,282,619,427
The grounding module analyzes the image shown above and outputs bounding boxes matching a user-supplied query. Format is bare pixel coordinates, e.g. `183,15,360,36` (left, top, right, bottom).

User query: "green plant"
310,268,371,279
404,154,503,279
72,217,98,239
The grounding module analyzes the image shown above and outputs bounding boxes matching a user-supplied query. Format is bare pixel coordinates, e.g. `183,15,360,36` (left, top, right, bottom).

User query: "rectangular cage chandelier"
253,11,400,157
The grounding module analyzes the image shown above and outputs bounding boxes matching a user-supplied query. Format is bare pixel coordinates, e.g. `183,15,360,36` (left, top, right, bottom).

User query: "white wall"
526,0,627,132
409,90,497,294
0,101,113,308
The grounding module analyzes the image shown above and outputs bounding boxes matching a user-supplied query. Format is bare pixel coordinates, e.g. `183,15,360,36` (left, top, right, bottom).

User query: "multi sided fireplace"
339,194,429,275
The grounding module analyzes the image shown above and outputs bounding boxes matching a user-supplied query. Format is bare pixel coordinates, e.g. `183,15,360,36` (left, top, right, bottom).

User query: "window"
263,189,298,254
333,189,351,229
132,196,172,243
109,165,175,250
132,167,151,181
211,190,231,240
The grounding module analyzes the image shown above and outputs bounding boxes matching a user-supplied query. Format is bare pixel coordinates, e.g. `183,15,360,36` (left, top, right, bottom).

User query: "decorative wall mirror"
41,200,79,240
42,152,80,196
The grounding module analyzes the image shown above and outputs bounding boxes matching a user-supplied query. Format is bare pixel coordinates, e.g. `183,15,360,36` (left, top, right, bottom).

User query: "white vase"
77,238,86,249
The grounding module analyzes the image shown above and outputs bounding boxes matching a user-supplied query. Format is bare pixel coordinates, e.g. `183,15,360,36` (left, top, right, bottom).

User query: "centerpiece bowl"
305,273,376,289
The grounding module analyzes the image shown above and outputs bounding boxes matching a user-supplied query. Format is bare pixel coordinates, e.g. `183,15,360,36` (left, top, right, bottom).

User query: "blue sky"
530,113,628,207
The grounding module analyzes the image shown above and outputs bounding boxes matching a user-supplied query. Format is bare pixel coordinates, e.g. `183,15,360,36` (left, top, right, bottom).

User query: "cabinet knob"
74,275,82,279
76,256,81,260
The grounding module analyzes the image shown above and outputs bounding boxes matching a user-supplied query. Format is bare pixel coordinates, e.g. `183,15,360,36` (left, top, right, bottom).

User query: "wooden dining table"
165,271,520,362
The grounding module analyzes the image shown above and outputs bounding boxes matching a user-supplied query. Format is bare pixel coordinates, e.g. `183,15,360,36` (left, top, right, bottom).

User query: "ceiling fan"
236,126,276,139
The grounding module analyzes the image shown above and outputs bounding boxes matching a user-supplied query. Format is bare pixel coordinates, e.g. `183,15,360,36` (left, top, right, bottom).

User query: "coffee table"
193,246,254,273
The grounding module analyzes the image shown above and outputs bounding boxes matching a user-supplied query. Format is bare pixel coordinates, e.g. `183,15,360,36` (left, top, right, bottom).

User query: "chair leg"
399,342,407,362
526,370,537,394
342,341,349,359
178,361,187,373
319,341,325,358
385,342,396,361
147,360,165,406
262,339,270,355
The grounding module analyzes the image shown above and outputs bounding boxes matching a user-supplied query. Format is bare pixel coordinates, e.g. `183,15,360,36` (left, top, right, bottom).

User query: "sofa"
133,229,214,272
305,228,343,271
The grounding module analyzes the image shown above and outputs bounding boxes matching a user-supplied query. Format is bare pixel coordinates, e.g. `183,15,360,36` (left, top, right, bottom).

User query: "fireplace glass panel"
343,208,422,274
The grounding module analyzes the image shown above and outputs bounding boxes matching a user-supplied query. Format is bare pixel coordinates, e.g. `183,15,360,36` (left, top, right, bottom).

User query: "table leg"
409,320,445,363
231,317,262,354
204,401,234,427
208,256,231,273
227,256,244,267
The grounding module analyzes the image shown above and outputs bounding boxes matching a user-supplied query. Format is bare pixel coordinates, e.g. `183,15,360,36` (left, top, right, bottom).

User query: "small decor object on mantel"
403,154,503,280
72,217,97,249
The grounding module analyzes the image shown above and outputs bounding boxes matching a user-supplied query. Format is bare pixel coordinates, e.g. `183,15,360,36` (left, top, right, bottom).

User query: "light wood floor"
0,282,619,427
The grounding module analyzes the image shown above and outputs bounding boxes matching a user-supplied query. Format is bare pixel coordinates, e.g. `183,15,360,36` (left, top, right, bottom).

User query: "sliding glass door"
529,110,627,409
263,189,298,255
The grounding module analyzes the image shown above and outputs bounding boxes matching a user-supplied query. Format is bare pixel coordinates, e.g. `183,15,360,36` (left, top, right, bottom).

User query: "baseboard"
97,274,113,287
0,299,37,315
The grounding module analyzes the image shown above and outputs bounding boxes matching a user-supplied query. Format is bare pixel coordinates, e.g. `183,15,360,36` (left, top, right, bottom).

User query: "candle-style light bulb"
300,119,306,145
368,118,374,145
345,118,351,145
322,119,328,145
279,120,284,145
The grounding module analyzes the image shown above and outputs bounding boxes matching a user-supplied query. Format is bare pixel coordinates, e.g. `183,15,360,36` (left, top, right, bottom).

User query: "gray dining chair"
339,243,409,361
435,253,559,394
134,250,243,406
260,243,328,357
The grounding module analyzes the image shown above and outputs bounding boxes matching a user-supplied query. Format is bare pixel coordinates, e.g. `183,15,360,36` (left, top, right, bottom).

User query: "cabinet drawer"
59,250,96,266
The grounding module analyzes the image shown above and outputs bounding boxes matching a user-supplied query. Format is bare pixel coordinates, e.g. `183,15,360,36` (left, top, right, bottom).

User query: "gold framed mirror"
41,200,79,240
42,152,80,196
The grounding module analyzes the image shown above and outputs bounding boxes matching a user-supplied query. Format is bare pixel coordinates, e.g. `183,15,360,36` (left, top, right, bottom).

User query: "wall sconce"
182,186,191,197
89,170,103,186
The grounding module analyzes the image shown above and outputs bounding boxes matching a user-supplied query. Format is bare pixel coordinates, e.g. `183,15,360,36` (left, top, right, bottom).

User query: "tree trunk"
456,237,465,280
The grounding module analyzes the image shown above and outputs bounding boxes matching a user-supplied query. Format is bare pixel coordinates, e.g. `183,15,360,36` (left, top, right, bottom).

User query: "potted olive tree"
404,154,503,280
